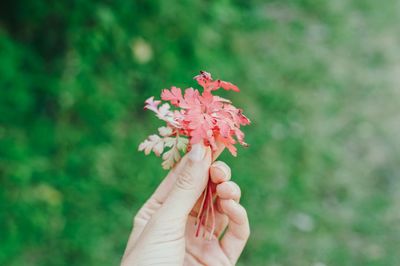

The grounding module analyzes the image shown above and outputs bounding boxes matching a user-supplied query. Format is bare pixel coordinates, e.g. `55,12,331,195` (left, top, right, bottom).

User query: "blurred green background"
1,0,400,265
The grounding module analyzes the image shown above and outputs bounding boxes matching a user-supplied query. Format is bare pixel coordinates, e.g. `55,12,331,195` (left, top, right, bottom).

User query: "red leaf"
219,80,240,92
161,86,183,106
142,71,250,167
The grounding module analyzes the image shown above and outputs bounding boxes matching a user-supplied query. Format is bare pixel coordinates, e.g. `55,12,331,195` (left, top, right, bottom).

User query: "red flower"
161,71,250,156
140,71,250,168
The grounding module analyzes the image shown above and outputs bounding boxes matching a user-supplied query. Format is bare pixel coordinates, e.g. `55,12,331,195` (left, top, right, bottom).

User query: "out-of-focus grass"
1,0,400,265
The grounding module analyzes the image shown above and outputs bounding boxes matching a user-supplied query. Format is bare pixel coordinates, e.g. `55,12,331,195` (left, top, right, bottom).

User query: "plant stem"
195,179,216,240
209,183,216,240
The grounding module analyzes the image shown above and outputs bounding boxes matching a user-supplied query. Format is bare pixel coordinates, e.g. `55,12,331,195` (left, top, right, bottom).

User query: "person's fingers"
212,207,229,238
213,181,241,237
155,143,212,219
189,160,230,216
216,181,241,202
131,143,225,229
122,156,186,259
219,199,250,265
132,170,177,225
210,161,231,184
122,144,212,265
132,150,191,218
185,236,232,266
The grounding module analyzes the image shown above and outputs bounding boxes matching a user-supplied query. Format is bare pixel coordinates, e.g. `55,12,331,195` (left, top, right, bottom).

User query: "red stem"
196,189,207,225
203,190,211,237
195,144,223,239
195,180,216,240
208,183,215,240
195,184,208,237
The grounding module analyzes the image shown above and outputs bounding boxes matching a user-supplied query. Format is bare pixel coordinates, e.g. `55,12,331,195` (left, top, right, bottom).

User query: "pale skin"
121,144,250,266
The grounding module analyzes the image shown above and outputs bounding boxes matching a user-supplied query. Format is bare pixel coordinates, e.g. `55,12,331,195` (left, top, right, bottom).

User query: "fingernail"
188,143,206,162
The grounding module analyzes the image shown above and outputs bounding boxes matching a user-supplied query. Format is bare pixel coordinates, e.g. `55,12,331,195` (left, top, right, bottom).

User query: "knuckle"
148,197,163,208
230,182,241,196
236,183,241,194
243,223,251,239
175,168,196,190
237,187,242,199
213,161,231,175
133,208,152,227
133,214,142,226
241,209,250,239
237,204,248,224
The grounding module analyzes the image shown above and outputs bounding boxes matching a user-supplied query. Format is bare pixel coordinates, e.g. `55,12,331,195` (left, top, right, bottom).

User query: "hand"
121,144,250,266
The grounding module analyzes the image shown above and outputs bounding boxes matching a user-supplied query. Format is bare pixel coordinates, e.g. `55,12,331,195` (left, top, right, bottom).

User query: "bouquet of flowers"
139,71,250,238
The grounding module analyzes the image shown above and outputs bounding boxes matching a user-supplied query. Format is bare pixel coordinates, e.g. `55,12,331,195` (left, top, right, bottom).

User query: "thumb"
158,143,212,218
